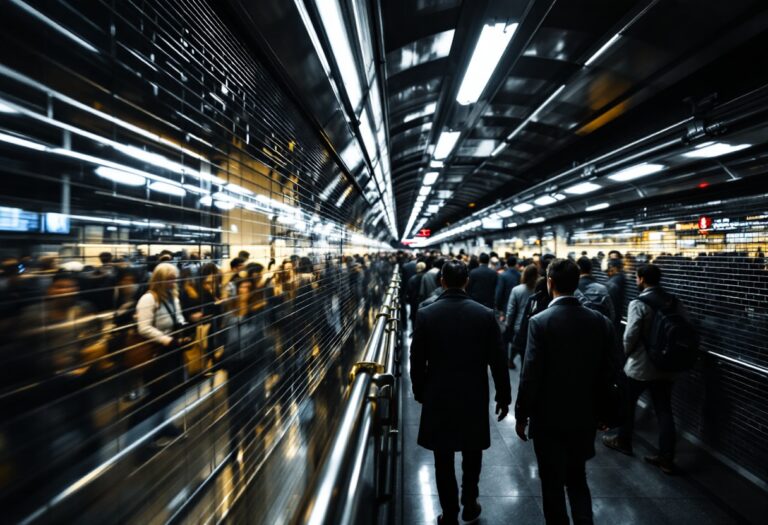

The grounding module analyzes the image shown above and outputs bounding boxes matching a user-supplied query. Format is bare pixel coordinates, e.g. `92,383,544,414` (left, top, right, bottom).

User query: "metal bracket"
372,372,395,388
349,361,384,382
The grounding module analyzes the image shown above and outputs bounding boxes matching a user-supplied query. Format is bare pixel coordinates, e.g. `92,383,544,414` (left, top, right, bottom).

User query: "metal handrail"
299,269,401,525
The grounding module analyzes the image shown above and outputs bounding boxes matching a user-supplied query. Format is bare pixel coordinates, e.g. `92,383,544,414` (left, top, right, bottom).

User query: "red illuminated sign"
416,228,431,238
698,216,712,230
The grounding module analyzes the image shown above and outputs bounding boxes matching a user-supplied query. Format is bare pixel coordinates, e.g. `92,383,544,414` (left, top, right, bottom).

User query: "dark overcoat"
410,288,511,451
515,296,619,459
466,266,498,309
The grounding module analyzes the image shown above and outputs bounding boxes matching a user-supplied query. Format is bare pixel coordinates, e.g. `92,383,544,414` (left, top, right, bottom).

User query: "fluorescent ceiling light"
512,203,534,213
554,193,566,201
0,131,47,151
95,166,146,186
586,202,610,212
682,142,751,159
565,181,601,194
498,209,514,218
491,142,506,157
427,204,440,213
433,131,461,160
415,195,426,203
456,22,519,105
403,102,437,123
535,195,557,206
608,162,665,181
528,217,545,224
423,172,439,185
507,222,518,228
213,200,235,210
584,33,620,66
0,102,18,113
149,180,186,197
314,0,362,109
199,196,213,206
430,160,444,168
419,186,431,196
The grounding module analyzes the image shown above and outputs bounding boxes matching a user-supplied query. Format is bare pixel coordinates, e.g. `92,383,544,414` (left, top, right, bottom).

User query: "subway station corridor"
1,0,767,523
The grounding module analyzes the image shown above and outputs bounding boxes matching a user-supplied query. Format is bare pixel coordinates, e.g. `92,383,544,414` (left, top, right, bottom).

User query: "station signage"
698,216,713,230
416,228,431,238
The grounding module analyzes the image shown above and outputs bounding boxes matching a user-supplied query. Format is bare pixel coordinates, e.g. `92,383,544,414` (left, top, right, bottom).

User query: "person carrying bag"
135,263,190,445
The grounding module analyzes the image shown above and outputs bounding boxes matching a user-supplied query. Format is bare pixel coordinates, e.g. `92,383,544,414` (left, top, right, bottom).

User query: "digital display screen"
43,212,70,234
0,206,40,232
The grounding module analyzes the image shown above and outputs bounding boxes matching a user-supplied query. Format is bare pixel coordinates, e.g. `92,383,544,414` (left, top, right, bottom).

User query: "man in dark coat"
411,259,511,525
515,258,619,525
495,255,521,313
466,252,498,309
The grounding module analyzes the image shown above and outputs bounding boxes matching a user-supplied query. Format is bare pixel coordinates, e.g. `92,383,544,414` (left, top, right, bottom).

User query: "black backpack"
638,292,699,372
575,286,613,320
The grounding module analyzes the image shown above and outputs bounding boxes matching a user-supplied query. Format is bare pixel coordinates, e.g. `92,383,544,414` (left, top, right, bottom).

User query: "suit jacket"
495,267,521,311
411,289,511,451
467,266,498,309
515,296,619,459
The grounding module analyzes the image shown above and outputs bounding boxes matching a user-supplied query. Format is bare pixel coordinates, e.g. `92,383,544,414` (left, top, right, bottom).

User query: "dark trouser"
618,378,676,460
533,436,593,525
433,450,482,517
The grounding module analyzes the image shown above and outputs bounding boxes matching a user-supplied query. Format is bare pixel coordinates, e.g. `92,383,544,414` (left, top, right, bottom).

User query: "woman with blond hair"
136,262,188,446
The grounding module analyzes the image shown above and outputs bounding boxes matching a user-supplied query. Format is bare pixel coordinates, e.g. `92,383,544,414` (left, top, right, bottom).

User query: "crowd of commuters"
0,249,395,508
403,247,707,525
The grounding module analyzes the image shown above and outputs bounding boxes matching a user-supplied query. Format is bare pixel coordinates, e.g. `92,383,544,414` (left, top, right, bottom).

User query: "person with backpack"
576,257,615,322
602,264,698,474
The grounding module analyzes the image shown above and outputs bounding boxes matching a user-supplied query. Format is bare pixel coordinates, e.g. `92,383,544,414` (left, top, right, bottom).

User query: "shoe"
602,435,633,456
437,515,459,525
644,455,676,475
461,500,482,522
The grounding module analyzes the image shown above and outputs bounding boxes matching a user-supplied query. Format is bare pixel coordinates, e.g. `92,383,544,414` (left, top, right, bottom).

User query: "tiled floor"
400,336,748,525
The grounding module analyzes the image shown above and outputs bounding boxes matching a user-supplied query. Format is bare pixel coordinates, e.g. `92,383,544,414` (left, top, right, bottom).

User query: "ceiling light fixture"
512,203,534,213
564,181,601,194
498,210,514,218
456,22,519,105
586,202,610,212
584,33,621,66
95,166,146,186
534,195,557,206
423,172,439,185
419,186,431,196
149,180,186,197
430,160,444,168
314,0,362,109
608,162,665,181
433,131,461,160
528,217,545,224
682,142,751,159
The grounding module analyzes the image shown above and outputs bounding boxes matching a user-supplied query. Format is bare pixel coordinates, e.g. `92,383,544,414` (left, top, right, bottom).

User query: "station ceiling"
379,0,768,238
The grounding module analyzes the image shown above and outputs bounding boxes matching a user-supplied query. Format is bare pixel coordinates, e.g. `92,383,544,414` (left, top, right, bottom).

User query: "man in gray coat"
603,264,683,474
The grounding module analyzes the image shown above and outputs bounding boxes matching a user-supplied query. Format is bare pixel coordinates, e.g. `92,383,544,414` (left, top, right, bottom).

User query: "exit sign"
698,216,713,230
416,228,431,238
